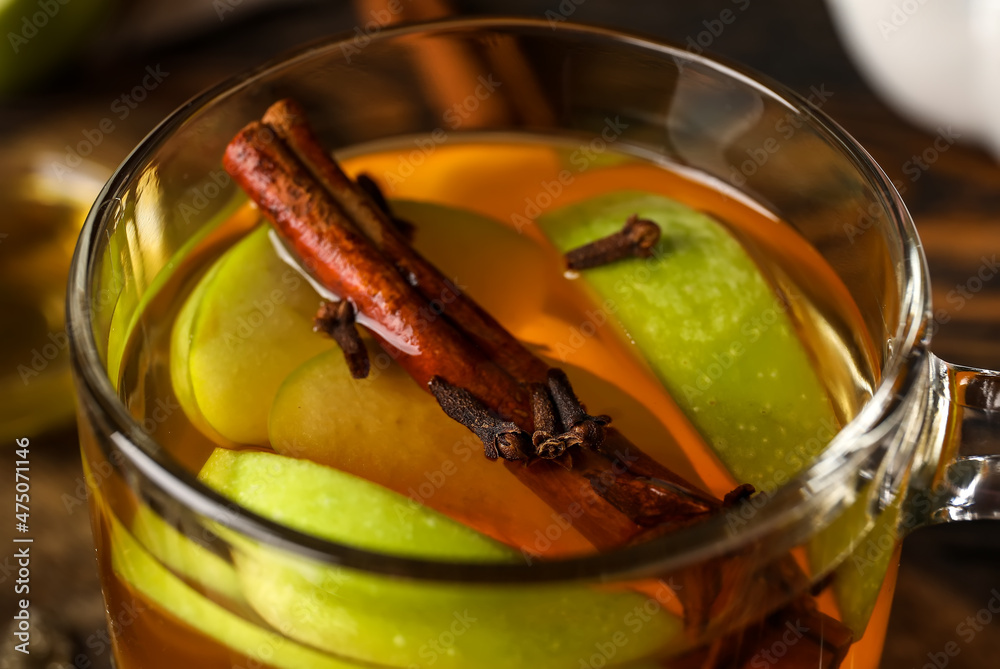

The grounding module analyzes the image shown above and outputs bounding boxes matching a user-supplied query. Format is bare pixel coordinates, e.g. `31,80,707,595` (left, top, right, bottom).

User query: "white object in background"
825,0,1000,157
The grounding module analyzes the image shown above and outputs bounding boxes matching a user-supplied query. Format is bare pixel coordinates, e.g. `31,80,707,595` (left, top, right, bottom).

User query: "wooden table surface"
2,1,999,667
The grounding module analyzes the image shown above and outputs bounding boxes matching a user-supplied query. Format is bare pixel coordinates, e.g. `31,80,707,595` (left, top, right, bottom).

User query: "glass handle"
924,354,1000,523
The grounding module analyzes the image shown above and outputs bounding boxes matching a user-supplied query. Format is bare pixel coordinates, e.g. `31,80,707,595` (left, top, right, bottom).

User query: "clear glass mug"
66,18,1000,669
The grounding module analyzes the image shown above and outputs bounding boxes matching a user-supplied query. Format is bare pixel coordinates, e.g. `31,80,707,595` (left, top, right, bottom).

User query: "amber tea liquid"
82,136,896,669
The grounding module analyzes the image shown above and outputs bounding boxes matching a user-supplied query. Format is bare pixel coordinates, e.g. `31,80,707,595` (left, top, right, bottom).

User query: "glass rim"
67,16,928,584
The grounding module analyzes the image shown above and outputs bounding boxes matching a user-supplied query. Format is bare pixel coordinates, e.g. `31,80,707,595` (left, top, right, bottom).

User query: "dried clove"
428,376,532,461
565,214,661,270
313,300,370,379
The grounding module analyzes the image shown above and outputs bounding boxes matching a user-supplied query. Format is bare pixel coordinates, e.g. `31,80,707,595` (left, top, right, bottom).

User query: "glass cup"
67,18,1000,669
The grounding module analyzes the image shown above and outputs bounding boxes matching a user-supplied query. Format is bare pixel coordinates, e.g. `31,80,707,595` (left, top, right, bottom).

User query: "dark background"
3,0,1000,667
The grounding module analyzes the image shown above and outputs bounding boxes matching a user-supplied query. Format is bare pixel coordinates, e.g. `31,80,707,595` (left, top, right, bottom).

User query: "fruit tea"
87,119,897,669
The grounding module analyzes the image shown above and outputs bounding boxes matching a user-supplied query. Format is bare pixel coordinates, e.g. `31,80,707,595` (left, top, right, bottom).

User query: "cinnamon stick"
223,100,853,668
262,99,550,385
225,113,718,543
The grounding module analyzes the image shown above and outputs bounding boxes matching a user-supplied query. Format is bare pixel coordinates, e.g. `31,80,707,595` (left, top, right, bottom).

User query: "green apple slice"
537,190,893,635
201,448,513,560
807,482,902,637
199,448,682,668
170,224,333,445
109,511,358,669
109,192,249,389
537,191,838,490
130,504,244,604
268,343,700,553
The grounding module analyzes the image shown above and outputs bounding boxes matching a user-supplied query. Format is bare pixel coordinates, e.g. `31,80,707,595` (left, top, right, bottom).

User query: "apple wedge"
110,511,356,668
268,345,701,555
537,191,839,489
170,224,333,445
537,190,899,638
199,448,682,668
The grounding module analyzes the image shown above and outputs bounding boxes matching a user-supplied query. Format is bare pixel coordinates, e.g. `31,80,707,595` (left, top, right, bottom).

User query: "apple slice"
130,504,244,604
396,199,549,335
199,448,682,668
109,512,357,668
172,200,549,446
538,191,887,634
537,191,839,490
269,342,700,555
170,224,333,445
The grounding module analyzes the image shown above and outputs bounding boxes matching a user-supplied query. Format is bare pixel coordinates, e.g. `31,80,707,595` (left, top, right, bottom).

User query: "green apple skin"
806,482,901,637
200,448,682,668
129,504,244,605
109,193,248,388
537,191,897,636
170,256,228,443
110,511,358,669
537,191,838,491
